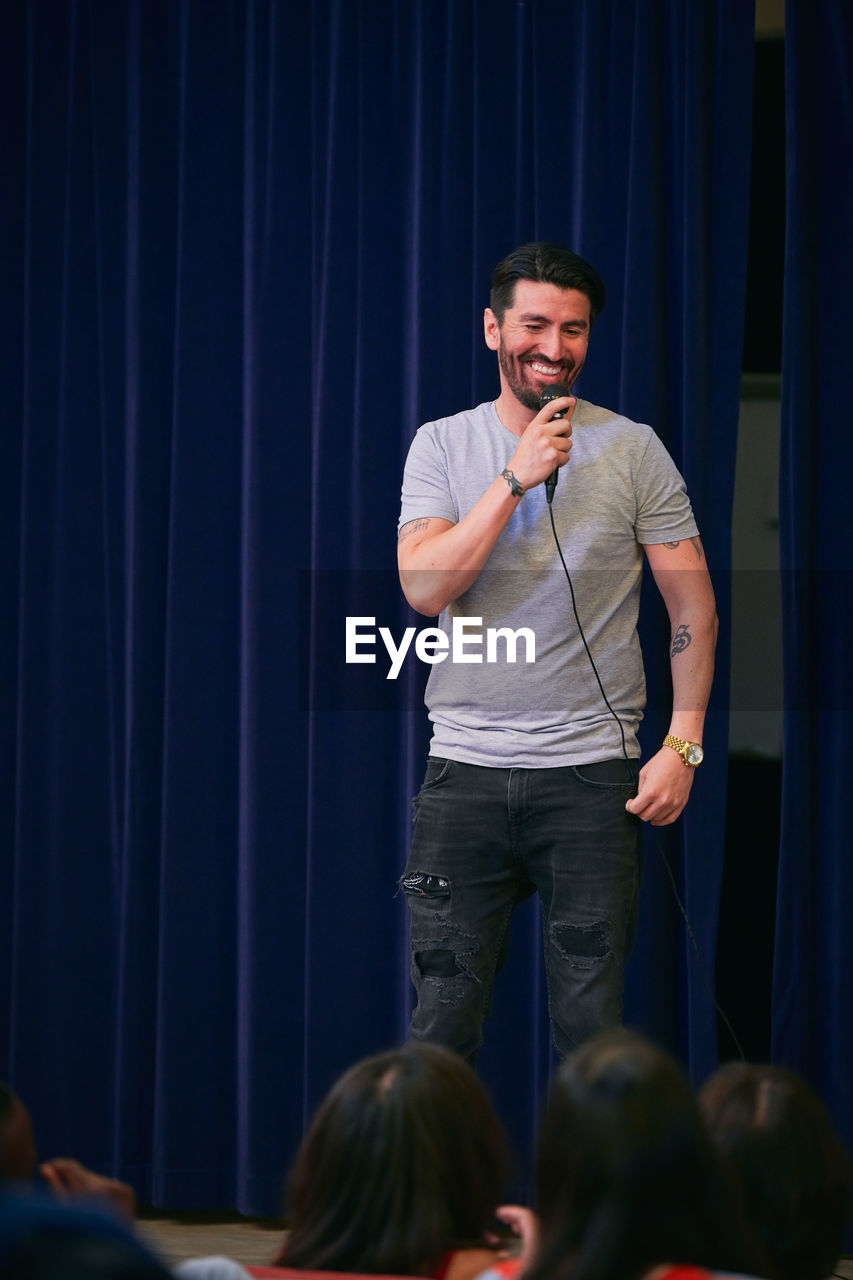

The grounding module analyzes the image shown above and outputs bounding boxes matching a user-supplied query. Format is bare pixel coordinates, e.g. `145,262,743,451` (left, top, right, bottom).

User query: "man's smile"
526,358,569,377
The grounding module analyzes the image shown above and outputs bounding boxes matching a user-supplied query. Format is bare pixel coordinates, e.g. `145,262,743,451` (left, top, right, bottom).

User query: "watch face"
686,743,704,766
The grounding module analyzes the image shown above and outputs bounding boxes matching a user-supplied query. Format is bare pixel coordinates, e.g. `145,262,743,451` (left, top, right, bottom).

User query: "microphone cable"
545,492,745,1063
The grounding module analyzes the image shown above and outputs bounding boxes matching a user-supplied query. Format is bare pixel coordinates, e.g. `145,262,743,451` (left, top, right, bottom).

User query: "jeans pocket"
417,756,455,794
410,757,456,822
572,759,637,793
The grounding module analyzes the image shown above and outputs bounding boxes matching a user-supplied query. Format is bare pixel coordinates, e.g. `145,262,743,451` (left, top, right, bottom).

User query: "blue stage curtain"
1,0,753,1213
774,0,853,1176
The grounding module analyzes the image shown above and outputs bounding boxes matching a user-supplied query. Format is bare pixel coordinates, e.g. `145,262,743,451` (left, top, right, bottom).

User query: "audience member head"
698,1061,851,1280
528,1029,764,1280
0,1084,36,1183
278,1041,509,1276
0,1193,171,1279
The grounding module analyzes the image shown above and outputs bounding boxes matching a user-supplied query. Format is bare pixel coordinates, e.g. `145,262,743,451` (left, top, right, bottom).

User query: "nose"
538,326,564,363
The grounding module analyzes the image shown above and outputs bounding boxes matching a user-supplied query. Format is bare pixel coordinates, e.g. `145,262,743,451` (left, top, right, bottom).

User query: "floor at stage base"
138,1212,286,1268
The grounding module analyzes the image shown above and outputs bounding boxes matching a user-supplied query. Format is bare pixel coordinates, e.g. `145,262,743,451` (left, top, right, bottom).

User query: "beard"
498,343,574,412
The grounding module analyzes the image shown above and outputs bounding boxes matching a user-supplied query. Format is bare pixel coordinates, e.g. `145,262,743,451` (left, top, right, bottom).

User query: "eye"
525,324,543,332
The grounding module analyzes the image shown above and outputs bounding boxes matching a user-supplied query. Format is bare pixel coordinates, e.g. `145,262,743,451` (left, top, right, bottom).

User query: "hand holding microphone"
505,385,574,497
538,384,573,504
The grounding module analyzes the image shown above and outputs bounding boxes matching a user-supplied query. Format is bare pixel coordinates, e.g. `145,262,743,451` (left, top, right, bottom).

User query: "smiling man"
397,242,717,1063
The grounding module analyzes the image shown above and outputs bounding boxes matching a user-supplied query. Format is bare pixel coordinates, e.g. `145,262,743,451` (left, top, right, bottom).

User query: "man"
397,242,717,1062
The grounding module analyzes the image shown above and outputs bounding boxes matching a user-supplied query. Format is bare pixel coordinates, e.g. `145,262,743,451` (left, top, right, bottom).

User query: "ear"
483,307,501,351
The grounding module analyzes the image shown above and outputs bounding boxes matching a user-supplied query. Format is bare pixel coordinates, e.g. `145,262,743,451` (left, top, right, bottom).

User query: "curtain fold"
774,0,853,1169
2,0,753,1213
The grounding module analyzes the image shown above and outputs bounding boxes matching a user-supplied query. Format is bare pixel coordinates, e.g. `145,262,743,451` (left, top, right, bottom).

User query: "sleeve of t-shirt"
633,429,700,544
398,424,459,531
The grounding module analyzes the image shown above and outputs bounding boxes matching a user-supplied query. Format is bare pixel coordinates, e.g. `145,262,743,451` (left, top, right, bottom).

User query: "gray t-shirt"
398,398,698,767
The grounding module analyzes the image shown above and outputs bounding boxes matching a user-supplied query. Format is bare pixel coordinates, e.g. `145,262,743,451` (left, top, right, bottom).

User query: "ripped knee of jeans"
403,871,482,1000
549,919,612,969
412,940,479,1003
413,947,461,978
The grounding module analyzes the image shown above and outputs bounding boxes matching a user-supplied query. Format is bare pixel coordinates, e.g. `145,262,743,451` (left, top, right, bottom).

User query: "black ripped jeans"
401,756,641,1062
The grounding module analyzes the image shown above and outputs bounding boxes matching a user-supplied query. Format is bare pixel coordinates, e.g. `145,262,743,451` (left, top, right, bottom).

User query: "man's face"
484,280,592,412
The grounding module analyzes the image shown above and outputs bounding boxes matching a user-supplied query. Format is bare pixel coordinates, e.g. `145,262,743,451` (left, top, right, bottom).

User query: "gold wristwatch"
663,734,704,767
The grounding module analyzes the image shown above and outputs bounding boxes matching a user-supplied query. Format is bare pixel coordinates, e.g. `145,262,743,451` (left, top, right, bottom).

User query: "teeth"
530,362,561,374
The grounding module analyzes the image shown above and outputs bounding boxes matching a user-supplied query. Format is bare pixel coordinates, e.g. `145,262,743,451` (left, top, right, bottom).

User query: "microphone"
538,383,571,505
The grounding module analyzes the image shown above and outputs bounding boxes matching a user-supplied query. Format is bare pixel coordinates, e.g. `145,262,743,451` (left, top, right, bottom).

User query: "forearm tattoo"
398,518,432,543
501,467,525,497
671,623,692,656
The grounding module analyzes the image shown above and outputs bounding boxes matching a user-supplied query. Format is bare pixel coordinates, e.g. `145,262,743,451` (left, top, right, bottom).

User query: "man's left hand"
625,747,695,825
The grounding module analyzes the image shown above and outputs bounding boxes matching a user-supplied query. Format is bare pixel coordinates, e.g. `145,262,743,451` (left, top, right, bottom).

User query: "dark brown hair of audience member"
0,1082,37,1182
276,1042,509,1276
0,1194,171,1280
525,1029,767,1280
2,1233,173,1280
698,1061,852,1280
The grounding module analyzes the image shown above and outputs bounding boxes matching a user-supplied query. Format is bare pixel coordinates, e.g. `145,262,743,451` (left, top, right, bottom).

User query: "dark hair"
1,1233,173,1280
526,1030,765,1280
277,1041,509,1276
490,243,606,325
0,1082,15,1124
0,1195,172,1280
698,1062,852,1280
1,1082,33,1183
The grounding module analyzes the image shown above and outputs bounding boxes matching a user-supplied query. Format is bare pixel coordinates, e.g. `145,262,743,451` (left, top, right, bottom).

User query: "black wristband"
501,467,525,497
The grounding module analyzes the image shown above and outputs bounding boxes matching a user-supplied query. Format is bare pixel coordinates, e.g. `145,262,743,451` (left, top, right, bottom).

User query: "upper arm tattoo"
662,536,704,562
398,518,433,544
